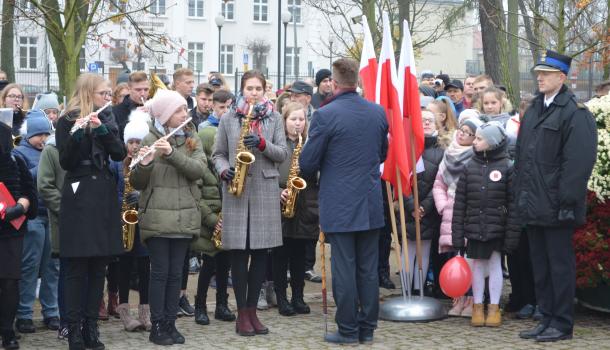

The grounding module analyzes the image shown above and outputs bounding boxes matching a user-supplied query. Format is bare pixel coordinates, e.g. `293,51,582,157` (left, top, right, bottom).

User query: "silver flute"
69,101,112,135
129,117,192,170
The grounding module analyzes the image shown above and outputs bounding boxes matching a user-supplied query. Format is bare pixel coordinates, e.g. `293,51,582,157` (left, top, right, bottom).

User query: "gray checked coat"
212,110,288,250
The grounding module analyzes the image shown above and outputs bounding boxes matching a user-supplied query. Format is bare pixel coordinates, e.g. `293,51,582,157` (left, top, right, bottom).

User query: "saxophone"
228,103,256,196
211,212,223,249
121,164,138,252
281,133,307,218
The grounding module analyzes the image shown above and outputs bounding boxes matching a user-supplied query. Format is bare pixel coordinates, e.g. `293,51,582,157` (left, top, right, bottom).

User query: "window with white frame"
187,42,204,72
220,45,234,74
188,0,204,17
253,0,268,22
285,47,300,76
19,37,37,69
19,0,34,10
222,0,235,20
150,0,166,15
109,0,127,13
287,0,302,24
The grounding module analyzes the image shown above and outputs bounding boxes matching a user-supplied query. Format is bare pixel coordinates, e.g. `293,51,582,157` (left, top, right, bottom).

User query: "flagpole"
395,166,411,298
409,128,426,298
384,181,408,300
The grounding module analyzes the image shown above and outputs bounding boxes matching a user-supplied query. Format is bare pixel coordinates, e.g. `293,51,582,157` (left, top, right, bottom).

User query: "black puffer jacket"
451,139,520,252
403,135,444,241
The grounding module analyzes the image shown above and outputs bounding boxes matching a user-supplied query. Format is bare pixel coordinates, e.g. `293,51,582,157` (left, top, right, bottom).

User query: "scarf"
207,114,220,127
235,95,274,122
438,135,474,195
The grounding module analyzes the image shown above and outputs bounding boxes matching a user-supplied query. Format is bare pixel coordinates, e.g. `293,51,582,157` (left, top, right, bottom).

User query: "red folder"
0,182,26,230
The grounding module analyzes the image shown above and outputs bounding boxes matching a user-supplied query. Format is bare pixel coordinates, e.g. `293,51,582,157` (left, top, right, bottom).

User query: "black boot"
276,290,296,316
82,319,104,350
1,330,19,350
291,287,310,314
194,295,210,325
149,321,173,346
67,323,85,350
379,273,396,289
165,320,185,344
214,293,236,321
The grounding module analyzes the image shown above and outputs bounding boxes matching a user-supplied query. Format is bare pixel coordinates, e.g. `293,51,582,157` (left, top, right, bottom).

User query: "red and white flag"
376,12,411,195
359,15,378,103
397,20,425,175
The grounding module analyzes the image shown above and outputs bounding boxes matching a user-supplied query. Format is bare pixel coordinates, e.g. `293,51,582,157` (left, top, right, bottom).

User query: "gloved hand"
125,191,140,207
221,167,236,182
243,133,263,149
3,203,25,221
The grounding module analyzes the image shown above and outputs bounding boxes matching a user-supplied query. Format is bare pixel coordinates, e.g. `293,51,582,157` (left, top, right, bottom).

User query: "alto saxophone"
228,103,256,196
121,164,138,252
281,133,307,218
211,213,223,249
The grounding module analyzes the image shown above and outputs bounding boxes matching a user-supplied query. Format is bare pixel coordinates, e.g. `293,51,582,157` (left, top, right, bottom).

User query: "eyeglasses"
458,128,475,137
6,94,23,100
95,91,112,97
422,116,435,123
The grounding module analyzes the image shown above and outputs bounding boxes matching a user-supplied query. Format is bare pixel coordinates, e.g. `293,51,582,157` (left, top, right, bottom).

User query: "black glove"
3,203,25,221
458,247,466,257
558,208,575,223
221,167,235,182
125,191,140,207
243,133,261,148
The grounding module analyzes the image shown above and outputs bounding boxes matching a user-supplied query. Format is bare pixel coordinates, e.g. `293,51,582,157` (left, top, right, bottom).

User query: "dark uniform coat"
514,85,597,227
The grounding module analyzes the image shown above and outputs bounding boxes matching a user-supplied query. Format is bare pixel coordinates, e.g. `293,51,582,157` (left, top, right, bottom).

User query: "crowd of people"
0,48,605,349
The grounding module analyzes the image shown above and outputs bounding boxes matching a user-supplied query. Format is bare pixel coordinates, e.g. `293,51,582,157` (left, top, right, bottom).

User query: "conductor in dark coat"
514,50,597,342
299,58,388,345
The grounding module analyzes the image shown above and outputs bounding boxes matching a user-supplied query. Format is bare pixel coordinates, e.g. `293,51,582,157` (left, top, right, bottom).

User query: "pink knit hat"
146,89,187,125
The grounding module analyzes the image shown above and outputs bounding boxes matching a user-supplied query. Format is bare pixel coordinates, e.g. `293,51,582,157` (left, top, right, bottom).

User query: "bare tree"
1,0,15,81
247,38,272,72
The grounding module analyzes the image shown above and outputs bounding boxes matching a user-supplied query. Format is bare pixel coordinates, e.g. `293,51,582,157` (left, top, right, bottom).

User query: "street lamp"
277,0,283,89
329,35,334,68
215,14,225,72
281,10,292,87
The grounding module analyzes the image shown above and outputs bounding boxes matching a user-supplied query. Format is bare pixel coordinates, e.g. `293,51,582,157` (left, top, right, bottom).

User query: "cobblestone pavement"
20,248,610,349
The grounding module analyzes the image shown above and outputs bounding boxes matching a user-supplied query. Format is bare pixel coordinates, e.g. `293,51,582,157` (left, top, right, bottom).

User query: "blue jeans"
17,216,60,320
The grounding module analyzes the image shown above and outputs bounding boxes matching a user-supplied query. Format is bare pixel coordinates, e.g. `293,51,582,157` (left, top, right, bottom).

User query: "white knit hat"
123,109,151,144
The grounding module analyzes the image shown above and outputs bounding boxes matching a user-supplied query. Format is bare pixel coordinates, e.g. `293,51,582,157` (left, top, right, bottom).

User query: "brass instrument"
149,72,168,99
228,103,256,197
121,164,138,252
12,135,21,147
211,213,223,249
281,133,307,218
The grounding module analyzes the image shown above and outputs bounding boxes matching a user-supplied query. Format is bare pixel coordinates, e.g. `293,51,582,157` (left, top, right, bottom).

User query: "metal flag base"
379,296,447,322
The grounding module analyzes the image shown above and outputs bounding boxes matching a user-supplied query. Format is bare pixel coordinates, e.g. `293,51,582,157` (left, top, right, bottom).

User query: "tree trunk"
507,0,520,106
556,0,567,54
362,0,378,45
479,0,502,84
604,0,610,80
1,0,15,82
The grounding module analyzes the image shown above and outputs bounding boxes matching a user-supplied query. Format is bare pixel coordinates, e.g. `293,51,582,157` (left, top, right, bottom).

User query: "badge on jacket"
489,170,502,182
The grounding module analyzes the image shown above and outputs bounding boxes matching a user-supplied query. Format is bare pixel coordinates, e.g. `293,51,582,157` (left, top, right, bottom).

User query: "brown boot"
485,304,502,327
99,299,109,321
235,309,255,336
117,303,143,332
138,304,152,331
471,304,485,327
247,307,269,335
108,292,119,318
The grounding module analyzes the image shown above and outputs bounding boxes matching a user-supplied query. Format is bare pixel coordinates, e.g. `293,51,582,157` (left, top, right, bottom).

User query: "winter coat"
37,135,65,255
212,109,288,250
451,140,520,252
190,124,222,256
403,135,444,241
130,122,206,242
279,137,320,240
56,109,126,258
0,153,38,237
112,95,142,143
299,90,388,233
13,139,46,216
514,85,597,227
480,113,516,158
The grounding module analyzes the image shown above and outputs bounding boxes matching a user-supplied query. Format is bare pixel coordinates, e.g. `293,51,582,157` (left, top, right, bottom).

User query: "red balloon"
439,256,472,298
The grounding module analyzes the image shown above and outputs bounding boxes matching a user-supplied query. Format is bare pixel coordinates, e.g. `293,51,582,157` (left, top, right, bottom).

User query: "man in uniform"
514,50,597,342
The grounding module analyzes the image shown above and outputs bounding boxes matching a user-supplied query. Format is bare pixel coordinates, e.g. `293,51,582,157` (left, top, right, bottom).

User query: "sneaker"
15,319,36,333
305,270,322,283
189,257,200,274
257,288,269,310
57,325,69,340
178,295,195,316
44,316,60,331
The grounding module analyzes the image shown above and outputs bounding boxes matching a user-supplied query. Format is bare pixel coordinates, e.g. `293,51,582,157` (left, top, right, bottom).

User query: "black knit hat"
315,69,332,86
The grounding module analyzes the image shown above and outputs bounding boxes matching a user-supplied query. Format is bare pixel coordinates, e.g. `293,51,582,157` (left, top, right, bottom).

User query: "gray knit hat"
33,92,60,111
476,121,507,150
461,117,483,135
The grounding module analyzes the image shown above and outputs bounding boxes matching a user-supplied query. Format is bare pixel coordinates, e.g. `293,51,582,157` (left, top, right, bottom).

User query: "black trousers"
272,237,306,298
304,239,317,271
196,251,230,305
230,249,267,309
147,238,190,322
106,260,120,294
118,255,150,305
378,183,392,278
181,250,190,290
507,230,536,308
63,257,109,323
327,229,379,338
527,226,575,333
0,279,19,332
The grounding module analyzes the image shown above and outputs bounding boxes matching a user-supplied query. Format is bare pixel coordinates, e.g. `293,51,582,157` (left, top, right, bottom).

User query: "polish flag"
397,20,425,175
359,15,378,103
376,12,411,196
